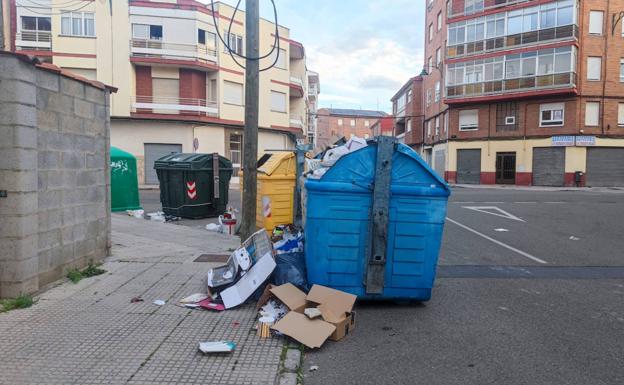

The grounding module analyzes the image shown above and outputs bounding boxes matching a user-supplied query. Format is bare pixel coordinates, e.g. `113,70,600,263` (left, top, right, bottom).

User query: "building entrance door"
496,152,516,184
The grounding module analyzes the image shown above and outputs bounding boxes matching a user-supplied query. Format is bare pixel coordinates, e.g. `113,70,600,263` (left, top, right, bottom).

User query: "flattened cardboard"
272,311,336,348
307,285,356,320
270,283,308,313
220,253,276,309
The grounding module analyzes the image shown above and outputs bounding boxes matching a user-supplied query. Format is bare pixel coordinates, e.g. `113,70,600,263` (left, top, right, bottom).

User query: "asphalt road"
138,187,624,384
304,187,624,385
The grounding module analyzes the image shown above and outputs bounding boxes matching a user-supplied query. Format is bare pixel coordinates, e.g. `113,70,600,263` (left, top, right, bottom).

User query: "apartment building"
7,0,311,184
371,116,395,137
316,108,387,149
404,0,624,187
391,76,425,146
307,70,320,147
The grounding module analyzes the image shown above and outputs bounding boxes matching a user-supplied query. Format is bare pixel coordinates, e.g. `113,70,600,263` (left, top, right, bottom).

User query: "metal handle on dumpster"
365,136,395,294
212,153,220,200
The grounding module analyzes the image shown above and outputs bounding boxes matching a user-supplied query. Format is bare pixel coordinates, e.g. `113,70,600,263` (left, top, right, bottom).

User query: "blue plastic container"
304,142,450,301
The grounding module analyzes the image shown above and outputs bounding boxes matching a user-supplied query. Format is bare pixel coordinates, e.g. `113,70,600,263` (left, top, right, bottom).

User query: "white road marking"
514,201,537,204
462,206,525,222
446,217,548,264
544,201,565,204
494,228,509,232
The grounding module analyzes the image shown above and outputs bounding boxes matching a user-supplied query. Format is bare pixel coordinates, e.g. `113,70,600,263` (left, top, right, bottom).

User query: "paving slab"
0,214,282,385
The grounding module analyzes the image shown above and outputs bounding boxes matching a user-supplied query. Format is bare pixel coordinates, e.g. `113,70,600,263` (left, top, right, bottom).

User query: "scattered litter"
569,236,580,241
304,307,322,319
494,228,509,232
147,211,166,222
126,209,144,218
130,297,144,303
184,303,201,309
180,293,209,304
220,253,276,309
219,208,238,235
232,321,240,327
198,341,236,354
198,298,225,312
257,316,275,338
153,299,166,306
309,365,319,372
206,223,224,233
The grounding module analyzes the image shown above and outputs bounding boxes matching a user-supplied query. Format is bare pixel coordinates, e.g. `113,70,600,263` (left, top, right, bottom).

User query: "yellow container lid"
258,152,296,176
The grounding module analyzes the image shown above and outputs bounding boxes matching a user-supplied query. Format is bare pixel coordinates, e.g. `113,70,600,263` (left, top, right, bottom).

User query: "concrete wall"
0,54,111,298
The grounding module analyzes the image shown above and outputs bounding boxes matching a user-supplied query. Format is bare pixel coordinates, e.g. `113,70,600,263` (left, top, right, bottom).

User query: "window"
429,24,433,41
435,116,440,135
436,47,441,66
407,119,412,132
459,110,478,130
434,81,440,102
364,120,370,127
585,102,600,126
132,24,162,40
198,29,206,44
587,57,602,81
338,119,343,126
426,89,432,106
270,91,286,112
21,16,51,32
407,89,412,103
61,12,95,37
444,111,449,133
428,56,433,71
437,11,442,31
589,11,604,35
224,32,243,55
464,0,484,14
350,119,356,127
539,103,564,126
223,81,243,105
505,116,516,125
427,120,432,136
273,48,287,70
618,104,624,126
620,59,624,82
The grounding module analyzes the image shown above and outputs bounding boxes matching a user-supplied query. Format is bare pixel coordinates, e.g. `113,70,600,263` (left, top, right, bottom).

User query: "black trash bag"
272,252,308,292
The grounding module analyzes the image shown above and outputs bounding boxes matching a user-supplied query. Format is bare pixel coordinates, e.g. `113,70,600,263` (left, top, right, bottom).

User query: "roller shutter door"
532,147,565,186
457,149,481,184
144,143,182,185
586,148,624,187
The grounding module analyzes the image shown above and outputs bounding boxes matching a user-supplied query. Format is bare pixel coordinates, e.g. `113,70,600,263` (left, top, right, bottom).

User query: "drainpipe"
601,0,611,135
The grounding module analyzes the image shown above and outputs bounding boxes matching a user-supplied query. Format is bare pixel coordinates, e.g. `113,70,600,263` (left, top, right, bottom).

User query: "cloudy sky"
212,0,425,113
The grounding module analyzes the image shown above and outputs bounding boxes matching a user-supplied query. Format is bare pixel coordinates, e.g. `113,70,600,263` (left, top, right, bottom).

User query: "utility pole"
0,0,5,51
240,0,259,241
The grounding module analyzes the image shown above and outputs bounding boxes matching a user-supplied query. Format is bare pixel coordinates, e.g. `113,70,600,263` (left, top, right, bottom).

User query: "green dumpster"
154,153,233,219
110,146,142,212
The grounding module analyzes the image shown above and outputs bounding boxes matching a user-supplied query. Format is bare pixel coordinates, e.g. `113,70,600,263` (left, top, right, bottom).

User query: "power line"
209,0,281,72
19,0,87,9
19,1,94,16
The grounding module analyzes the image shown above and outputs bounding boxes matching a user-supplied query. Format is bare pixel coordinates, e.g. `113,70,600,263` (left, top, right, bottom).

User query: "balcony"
289,76,305,98
447,0,533,19
16,31,52,50
132,96,218,116
130,39,218,64
445,72,576,102
447,25,578,59
289,116,305,129
308,84,318,97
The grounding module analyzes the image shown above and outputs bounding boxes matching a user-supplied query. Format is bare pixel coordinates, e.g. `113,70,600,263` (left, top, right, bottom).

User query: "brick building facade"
316,108,387,149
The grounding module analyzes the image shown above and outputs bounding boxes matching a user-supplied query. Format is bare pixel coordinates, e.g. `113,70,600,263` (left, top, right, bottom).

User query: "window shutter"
223,81,243,105
585,102,599,126
459,109,478,129
270,91,286,112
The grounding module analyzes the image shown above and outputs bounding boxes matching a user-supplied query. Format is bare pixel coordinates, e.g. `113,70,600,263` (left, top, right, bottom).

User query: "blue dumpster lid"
312,142,450,194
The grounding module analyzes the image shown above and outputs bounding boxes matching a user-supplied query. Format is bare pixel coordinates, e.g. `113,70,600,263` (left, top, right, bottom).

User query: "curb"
277,344,303,385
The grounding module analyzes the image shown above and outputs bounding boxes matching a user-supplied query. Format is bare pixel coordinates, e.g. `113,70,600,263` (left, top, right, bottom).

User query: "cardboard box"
220,253,276,309
269,283,357,348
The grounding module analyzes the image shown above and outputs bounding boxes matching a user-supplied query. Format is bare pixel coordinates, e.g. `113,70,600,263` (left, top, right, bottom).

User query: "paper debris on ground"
309,365,319,372
130,297,143,303
153,299,166,306
220,252,276,309
198,341,236,354
147,211,166,222
126,209,144,218
569,236,580,240
198,298,225,311
272,312,335,349
180,293,209,304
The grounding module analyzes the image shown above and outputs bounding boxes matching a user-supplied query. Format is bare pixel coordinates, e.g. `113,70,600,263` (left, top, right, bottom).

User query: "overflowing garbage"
306,136,368,179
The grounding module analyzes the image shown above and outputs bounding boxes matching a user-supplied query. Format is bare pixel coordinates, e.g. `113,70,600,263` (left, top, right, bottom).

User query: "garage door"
532,147,565,186
144,143,182,185
434,150,446,179
457,149,481,184
586,148,624,187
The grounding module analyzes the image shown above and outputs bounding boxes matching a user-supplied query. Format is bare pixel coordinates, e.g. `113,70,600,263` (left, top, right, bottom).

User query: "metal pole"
0,0,5,51
240,0,259,241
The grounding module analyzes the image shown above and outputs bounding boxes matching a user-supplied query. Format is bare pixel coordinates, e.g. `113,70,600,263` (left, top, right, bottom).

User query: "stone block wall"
0,54,112,298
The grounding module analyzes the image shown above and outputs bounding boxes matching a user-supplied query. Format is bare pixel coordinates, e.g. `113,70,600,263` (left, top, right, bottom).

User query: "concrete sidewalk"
0,215,282,385
452,184,624,193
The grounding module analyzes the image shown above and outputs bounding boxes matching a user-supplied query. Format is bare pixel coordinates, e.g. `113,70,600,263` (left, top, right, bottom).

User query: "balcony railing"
290,76,304,88
446,72,576,100
447,25,578,59
132,96,218,116
16,31,52,50
447,0,533,19
130,39,218,64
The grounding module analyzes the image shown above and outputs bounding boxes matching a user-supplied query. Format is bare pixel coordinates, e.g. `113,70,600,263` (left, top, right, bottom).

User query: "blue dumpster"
304,138,450,301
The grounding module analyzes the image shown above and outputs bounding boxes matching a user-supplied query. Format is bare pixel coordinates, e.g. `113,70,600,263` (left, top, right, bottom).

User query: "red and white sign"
262,196,271,218
187,181,197,200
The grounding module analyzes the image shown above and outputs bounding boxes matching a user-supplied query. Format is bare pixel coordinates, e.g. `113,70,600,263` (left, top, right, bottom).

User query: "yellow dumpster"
239,151,296,232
